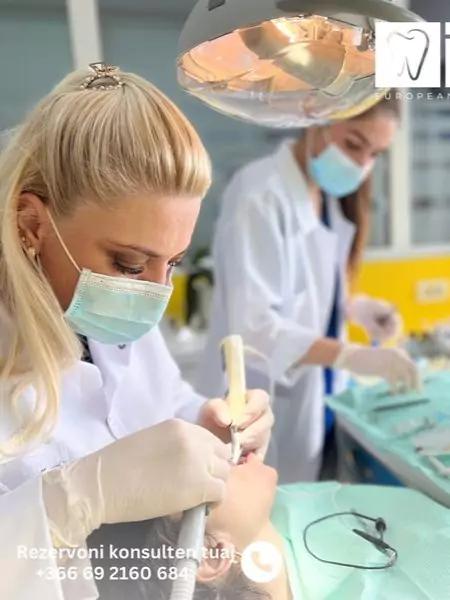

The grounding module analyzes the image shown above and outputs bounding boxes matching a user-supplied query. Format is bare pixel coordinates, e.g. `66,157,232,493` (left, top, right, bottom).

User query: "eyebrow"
108,242,188,260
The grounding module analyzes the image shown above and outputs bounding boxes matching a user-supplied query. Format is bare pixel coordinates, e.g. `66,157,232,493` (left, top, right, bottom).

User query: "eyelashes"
113,261,145,276
345,140,363,152
168,259,183,269
112,259,183,277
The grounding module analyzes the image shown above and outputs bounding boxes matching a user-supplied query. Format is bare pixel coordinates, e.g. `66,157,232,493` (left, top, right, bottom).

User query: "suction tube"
169,505,207,600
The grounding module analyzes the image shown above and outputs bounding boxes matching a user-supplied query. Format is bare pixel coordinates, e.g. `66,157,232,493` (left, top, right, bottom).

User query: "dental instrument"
230,426,242,466
392,417,435,438
413,426,450,478
170,335,247,599
222,335,247,465
426,455,450,479
414,426,450,454
370,398,430,414
375,389,396,400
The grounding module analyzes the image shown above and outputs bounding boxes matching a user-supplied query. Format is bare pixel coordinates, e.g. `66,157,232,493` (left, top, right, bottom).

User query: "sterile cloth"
271,481,450,600
326,373,450,499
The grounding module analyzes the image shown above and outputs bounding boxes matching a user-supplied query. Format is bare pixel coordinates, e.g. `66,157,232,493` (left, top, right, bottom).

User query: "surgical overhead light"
177,0,423,127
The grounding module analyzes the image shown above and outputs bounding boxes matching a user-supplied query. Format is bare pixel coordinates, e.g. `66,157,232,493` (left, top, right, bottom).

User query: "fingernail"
240,434,257,448
217,411,231,426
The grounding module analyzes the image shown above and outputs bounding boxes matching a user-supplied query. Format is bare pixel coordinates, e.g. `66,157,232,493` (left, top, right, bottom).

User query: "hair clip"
81,62,124,91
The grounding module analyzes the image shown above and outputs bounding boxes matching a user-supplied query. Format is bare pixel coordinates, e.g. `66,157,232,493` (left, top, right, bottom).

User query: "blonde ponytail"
0,68,211,457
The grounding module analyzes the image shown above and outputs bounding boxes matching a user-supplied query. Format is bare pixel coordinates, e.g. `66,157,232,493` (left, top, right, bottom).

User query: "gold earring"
19,232,38,262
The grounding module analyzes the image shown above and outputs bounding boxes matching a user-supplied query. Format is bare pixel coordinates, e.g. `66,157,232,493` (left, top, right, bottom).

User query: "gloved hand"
42,419,231,548
334,344,420,391
347,295,403,343
198,390,274,461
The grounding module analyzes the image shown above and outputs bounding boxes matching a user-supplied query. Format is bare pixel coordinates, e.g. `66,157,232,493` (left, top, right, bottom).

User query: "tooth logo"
375,22,441,89
388,29,430,81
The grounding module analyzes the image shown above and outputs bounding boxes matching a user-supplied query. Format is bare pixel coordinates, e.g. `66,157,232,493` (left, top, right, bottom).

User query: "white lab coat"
0,311,206,600
196,141,355,484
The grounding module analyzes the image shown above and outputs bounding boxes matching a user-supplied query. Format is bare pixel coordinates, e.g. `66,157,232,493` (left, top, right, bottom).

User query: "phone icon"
241,541,283,583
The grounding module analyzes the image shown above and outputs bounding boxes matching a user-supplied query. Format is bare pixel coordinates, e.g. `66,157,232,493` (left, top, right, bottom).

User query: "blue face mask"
309,142,372,197
49,213,172,345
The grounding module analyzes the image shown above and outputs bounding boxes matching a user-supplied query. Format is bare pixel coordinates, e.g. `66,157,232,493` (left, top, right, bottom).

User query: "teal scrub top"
270,482,450,600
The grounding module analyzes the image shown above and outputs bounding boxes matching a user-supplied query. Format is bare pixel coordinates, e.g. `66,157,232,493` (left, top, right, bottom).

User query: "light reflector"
178,0,423,127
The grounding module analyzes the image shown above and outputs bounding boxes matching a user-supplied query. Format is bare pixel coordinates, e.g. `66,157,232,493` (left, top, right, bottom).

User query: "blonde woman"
0,64,273,599
197,97,419,484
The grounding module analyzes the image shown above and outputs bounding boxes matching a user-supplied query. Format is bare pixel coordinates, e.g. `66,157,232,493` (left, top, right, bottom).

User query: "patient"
90,453,290,599
143,453,289,599
90,453,450,599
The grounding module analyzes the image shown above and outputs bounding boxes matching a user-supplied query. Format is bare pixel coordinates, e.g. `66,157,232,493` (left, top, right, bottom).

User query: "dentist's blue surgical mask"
309,142,372,198
48,212,172,345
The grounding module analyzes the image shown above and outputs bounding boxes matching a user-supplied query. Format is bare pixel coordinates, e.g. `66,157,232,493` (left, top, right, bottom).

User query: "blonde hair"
0,68,211,456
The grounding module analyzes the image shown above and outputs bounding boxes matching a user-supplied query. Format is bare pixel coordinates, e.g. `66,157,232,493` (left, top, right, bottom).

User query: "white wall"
0,7,72,128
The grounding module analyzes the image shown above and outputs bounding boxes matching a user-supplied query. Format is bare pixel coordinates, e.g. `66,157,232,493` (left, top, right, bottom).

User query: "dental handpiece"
170,336,247,600
222,335,247,464
230,426,241,465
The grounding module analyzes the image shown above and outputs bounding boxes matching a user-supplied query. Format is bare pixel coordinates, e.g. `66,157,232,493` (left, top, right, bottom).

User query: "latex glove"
347,295,403,343
198,390,274,461
334,344,420,391
42,419,231,548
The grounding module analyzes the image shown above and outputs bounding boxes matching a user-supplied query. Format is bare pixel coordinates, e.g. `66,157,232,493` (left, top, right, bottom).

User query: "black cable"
302,511,398,570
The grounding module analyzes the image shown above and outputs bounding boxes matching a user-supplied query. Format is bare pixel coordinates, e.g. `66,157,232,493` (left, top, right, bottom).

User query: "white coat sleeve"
0,476,101,600
154,329,207,423
173,379,207,423
0,477,64,600
217,194,319,382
